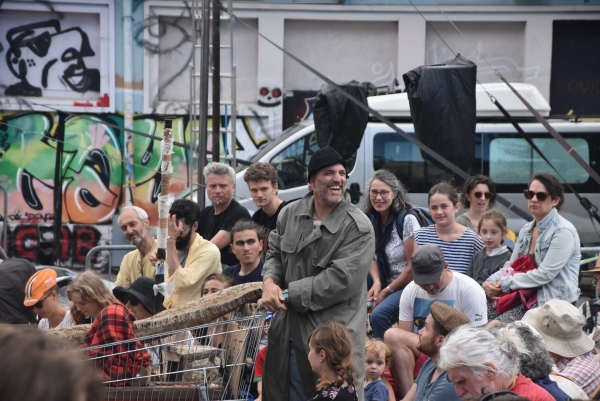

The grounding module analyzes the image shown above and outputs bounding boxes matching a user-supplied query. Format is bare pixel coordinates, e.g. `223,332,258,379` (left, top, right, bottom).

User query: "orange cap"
23,269,57,307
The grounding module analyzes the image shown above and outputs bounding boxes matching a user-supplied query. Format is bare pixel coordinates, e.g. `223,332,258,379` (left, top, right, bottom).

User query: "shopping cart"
82,307,268,401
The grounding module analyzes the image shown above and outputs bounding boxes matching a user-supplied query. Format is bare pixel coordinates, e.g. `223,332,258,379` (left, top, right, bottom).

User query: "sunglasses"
125,294,141,307
180,224,192,235
472,191,493,200
523,189,550,202
414,317,426,330
30,293,51,309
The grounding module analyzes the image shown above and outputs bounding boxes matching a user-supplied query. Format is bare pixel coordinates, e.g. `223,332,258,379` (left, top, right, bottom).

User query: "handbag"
495,254,538,314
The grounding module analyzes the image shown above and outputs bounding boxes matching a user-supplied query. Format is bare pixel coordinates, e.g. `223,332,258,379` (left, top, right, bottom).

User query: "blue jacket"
486,208,580,304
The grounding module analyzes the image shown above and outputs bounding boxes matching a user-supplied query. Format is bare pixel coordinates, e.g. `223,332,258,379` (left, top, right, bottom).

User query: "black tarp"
403,54,477,174
313,80,370,159
0,259,37,324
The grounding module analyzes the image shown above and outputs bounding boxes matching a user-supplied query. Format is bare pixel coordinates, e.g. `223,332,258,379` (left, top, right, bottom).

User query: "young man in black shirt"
223,219,264,284
243,162,290,231
199,162,251,267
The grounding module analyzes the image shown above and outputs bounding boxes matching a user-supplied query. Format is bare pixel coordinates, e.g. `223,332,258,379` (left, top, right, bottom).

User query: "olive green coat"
262,192,375,401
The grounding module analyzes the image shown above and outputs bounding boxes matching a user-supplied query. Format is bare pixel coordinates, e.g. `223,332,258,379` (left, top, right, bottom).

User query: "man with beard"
115,206,157,288
259,146,375,401
164,199,222,307
384,245,487,399
403,302,470,401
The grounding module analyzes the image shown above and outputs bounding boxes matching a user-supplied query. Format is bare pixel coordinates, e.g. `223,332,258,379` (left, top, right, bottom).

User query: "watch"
386,285,394,294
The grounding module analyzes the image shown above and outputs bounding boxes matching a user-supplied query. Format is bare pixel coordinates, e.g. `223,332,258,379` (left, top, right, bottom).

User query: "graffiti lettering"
5,224,106,266
8,210,55,223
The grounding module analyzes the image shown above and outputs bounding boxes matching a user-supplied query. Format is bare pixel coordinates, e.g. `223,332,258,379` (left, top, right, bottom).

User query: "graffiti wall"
0,110,272,264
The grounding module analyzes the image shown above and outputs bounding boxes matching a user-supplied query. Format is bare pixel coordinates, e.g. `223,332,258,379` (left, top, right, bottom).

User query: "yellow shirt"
164,234,222,308
114,240,158,288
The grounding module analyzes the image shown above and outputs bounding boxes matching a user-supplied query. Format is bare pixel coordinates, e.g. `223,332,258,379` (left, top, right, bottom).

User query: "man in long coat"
260,147,375,401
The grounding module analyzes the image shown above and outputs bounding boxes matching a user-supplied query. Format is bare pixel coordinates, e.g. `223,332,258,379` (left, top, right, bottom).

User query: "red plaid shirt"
82,303,151,386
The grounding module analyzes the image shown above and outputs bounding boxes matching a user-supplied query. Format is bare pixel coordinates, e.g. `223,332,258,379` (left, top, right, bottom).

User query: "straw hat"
522,299,594,358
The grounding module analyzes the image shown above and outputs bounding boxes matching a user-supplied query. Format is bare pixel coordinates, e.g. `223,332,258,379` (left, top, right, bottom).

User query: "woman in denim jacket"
483,173,580,322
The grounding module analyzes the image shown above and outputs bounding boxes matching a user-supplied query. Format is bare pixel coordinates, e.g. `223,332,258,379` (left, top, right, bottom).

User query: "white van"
216,83,600,246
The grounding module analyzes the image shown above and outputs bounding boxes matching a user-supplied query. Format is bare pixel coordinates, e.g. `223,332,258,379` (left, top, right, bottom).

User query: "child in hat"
24,268,75,330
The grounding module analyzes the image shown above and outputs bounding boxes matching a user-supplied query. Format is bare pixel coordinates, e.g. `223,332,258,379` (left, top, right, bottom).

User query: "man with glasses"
163,199,222,307
384,245,487,399
115,206,157,288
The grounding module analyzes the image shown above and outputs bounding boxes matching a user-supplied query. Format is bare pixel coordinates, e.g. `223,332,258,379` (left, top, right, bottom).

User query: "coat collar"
293,192,352,234
536,207,558,230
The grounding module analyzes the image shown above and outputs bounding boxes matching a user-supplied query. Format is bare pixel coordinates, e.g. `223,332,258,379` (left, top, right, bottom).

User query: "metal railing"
85,245,135,282
0,185,7,252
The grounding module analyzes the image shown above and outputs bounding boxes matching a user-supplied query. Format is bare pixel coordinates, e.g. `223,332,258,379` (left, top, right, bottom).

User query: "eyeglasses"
592,278,598,287
472,191,493,200
125,294,140,307
523,190,550,202
369,190,392,199
30,293,51,309
414,317,426,330
180,224,192,235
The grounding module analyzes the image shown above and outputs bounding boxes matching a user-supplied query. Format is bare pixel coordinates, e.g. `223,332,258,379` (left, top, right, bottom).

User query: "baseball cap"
412,245,446,285
24,269,57,307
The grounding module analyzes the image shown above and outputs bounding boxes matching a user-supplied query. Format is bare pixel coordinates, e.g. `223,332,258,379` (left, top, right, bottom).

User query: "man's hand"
168,214,184,240
482,280,503,300
148,251,157,266
259,278,287,312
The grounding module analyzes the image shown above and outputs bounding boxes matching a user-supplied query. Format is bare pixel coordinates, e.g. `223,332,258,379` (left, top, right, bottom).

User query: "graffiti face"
258,87,282,107
5,20,100,97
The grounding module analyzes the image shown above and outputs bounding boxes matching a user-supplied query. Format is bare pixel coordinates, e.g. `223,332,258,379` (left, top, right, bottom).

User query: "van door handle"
348,183,362,204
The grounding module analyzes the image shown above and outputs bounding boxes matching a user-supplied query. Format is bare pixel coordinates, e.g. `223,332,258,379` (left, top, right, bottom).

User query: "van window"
373,133,448,193
489,138,590,184
270,132,356,189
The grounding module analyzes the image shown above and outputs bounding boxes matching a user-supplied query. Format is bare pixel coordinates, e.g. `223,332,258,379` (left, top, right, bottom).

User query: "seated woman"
483,173,580,322
456,175,497,232
363,169,421,340
198,274,236,348
68,271,151,386
23,268,75,330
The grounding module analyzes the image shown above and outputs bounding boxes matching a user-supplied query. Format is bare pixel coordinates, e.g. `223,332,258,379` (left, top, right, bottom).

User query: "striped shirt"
413,225,484,274
556,352,600,398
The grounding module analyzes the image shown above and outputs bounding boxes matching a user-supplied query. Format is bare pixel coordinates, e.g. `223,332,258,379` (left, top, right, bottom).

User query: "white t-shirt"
399,271,487,332
38,309,75,330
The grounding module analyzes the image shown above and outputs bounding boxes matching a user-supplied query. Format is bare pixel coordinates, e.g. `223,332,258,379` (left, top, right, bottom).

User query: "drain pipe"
123,0,135,205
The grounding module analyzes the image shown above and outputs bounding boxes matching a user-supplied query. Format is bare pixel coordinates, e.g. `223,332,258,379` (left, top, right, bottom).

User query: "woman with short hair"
456,175,497,232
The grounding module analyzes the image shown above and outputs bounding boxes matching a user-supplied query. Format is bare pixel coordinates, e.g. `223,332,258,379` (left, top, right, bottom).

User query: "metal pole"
85,245,135,271
52,113,65,265
197,0,211,209
212,0,221,163
123,0,135,206
189,64,195,190
0,185,7,253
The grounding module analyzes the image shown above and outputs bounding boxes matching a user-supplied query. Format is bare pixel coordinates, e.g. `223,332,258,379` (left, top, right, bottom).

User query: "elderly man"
439,325,554,401
164,199,222,307
384,245,487,399
115,206,157,288
523,299,600,398
199,162,251,267
260,146,375,401
403,302,470,401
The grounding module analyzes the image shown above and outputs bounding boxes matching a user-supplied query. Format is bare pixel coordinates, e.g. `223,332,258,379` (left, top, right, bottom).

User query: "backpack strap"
395,209,412,241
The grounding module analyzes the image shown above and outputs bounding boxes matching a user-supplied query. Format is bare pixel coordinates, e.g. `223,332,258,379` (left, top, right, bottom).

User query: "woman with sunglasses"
363,169,422,340
23,268,75,330
483,173,581,321
456,175,497,232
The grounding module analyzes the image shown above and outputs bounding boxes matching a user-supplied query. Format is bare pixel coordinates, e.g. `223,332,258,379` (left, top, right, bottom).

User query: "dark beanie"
307,147,347,182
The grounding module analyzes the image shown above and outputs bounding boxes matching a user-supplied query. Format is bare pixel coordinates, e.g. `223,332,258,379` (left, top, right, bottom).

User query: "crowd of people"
1,145,598,401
